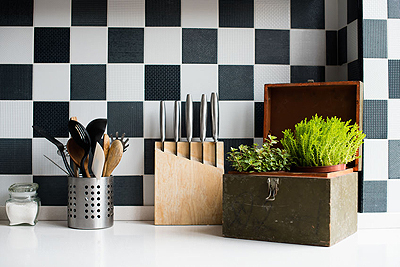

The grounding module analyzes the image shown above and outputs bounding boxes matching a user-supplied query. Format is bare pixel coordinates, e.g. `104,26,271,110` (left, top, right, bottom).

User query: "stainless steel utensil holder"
68,176,114,229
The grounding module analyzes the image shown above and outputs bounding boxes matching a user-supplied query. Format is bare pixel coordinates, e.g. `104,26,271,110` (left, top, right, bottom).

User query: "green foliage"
226,135,292,172
280,114,366,167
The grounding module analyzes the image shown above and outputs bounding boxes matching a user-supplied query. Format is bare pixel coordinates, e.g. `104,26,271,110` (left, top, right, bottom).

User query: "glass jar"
5,183,40,226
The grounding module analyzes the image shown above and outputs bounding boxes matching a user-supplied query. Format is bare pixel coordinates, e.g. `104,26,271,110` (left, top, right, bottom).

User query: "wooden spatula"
103,140,123,177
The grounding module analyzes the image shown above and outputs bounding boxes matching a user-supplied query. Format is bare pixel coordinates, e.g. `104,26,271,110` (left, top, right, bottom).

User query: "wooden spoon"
103,133,110,161
92,142,105,179
104,140,123,177
67,138,90,177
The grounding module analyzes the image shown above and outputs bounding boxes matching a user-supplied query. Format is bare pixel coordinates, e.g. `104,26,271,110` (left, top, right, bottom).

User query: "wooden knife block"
154,141,224,225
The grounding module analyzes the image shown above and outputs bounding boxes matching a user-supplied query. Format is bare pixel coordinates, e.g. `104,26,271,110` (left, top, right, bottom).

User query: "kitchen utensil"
104,140,123,177
43,154,69,175
200,94,207,163
68,120,91,177
69,116,79,176
32,125,74,177
185,94,193,160
211,92,219,167
92,142,105,179
86,118,107,154
160,101,166,152
67,138,90,177
110,132,129,152
174,101,181,156
103,133,110,159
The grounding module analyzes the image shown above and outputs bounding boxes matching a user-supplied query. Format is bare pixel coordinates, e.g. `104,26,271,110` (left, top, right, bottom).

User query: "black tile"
144,139,157,174
182,29,217,64
107,102,143,137
290,66,325,83
388,0,400,18
34,28,70,63
389,140,400,179
363,19,387,59
33,176,68,206
218,65,253,100
389,60,400,99
113,176,143,206
0,64,32,100
70,65,106,100
362,181,387,212
108,28,144,63
33,102,69,138
363,100,387,139
221,138,254,173
338,27,347,65
181,102,212,139
291,0,324,29
254,102,264,138
255,30,290,65
0,139,31,174
347,0,359,24
0,0,33,26
145,65,180,101
219,0,254,28
145,0,180,27
71,0,107,26
348,58,362,81
326,31,338,66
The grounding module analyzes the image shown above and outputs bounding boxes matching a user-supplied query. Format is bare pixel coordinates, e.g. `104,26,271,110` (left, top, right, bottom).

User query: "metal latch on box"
265,177,280,202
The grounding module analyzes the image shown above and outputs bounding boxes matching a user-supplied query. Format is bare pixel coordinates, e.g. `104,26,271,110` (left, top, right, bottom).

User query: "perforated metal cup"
67,176,114,229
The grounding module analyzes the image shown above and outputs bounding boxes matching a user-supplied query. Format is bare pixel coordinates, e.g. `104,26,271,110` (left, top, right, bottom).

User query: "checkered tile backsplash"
0,0,362,210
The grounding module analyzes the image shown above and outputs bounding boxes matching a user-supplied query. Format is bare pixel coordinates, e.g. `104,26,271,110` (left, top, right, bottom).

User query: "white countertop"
0,220,399,267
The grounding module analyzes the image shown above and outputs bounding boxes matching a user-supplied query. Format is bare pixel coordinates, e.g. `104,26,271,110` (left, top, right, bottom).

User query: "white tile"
34,0,71,26
363,0,387,19
181,0,218,28
32,138,70,175
347,20,358,63
363,139,388,181
388,100,400,139
388,19,400,59
108,0,145,27
0,175,32,205
112,138,144,175
0,28,33,64
69,101,107,128
143,101,176,139
70,27,107,64
181,65,218,101
338,0,348,29
33,64,70,101
144,28,181,64
387,180,400,212
0,101,32,138
218,29,255,65
325,65,348,82
143,175,154,206
254,65,290,101
290,30,326,66
325,0,338,30
219,101,254,138
255,0,290,29
363,59,388,100
107,64,144,101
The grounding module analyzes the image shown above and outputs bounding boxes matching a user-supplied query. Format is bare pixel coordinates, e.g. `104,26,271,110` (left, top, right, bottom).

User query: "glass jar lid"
8,183,39,197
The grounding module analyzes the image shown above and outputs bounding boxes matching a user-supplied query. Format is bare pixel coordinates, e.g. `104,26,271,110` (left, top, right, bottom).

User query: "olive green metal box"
222,170,358,247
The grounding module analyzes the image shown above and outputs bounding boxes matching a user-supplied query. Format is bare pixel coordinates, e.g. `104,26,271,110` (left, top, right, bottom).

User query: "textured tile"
0,101,33,138
363,0,387,19
363,19,388,59
108,28,144,63
347,0,359,24
33,0,71,27
290,29,326,66
256,29,289,64
363,139,388,181
143,175,154,205
363,100,387,139
290,66,325,83
144,139,157,174
220,138,254,173
325,0,338,30
218,29,254,65
219,65,254,100
145,65,180,101
338,0,348,29
181,65,218,101
254,102,264,138
70,27,107,63
389,60,400,98
181,0,218,28
254,0,290,29
144,28,181,64
34,27,70,63
0,64,32,100
364,59,388,99
0,139,32,174
0,0,33,26
389,140,400,179
181,101,212,140
326,31,338,66
0,175,32,204
338,27,348,65
388,19,400,59
348,58,363,81
219,0,254,28
107,64,144,101
32,137,69,175
325,65,348,82
362,181,387,212
113,176,143,206
0,28,33,64
143,101,163,139
71,0,107,26
254,65,290,101
108,0,145,27
107,102,143,137
388,0,400,18
33,64,70,101
219,101,254,138
33,101,69,138
69,101,107,127
112,138,144,175
347,20,358,63
388,99,400,139
70,65,106,100
291,0,325,29
33,176,67,206
145,0,181,27
182,29,217,64
387,180,400,212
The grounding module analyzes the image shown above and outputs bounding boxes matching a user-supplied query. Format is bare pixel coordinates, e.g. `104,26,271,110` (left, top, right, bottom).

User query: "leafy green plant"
226,135,292,172
280,114,366,167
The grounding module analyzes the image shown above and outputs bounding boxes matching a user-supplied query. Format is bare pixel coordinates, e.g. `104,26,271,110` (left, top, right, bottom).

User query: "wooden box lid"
263,81,363,171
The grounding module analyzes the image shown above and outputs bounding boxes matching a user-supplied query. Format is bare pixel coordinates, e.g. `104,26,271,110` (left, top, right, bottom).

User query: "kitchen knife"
174,101,181,156
211,92,219,167
160,101,166,152
186,94,193,160
200,94,207,164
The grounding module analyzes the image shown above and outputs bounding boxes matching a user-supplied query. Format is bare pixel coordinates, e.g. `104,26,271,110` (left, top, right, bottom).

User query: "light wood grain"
104,140,123,177
102,133,110,176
